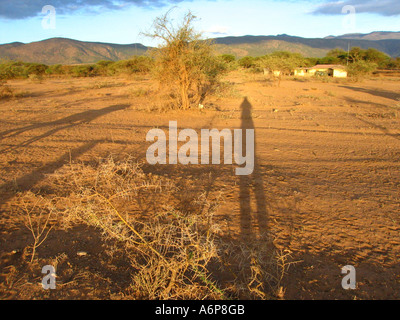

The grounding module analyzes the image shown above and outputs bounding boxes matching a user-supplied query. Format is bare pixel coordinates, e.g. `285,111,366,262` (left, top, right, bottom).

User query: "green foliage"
71,64,99,77
258,51,307,75
317,56,345,65
96,60,114,68
0,55,154,79
217,54,238,71
238,56,256,69
347,60,378,79
325,48,348,64
95,60,115,76
327,48,348,59
323,47,391,68
0,61,48,79
26,63,47,76
387,57,400,69
111,56,153,75
305,57,319,66
45,64,64,75
92,57,153,76
363,48,390,68
348,47,365,63
316,56,337,65
324,47,394,70
219,54,236,64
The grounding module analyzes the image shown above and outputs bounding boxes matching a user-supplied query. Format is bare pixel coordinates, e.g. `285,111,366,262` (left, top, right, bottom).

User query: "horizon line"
2,30,400,46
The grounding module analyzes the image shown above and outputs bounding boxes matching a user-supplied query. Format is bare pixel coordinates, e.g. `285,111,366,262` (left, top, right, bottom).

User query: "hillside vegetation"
1,32,400,65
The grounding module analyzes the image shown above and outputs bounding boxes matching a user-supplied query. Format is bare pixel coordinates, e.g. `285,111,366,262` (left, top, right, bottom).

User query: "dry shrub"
144,10,225,110
0,81,14,99
127,87,152,98
44,156,224,299
28,73,44,83
0,81,30,99
16,192,58,263
217,235,295,300
11,156,292,299
212,81,242,99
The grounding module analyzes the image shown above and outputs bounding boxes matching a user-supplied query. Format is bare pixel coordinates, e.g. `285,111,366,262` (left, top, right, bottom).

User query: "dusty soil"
1,71,400,300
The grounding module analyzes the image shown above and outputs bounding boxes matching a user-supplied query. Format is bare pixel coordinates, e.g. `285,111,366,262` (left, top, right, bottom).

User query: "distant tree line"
315,47,398,68
0,47,399,81
0,56,154,80
229,47,400,79
235,47,399,70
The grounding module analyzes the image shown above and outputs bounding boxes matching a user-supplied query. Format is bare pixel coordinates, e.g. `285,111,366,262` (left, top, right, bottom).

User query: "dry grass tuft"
0,81,14,99
217,235,295,300
16,192,58,263
42,156,224,299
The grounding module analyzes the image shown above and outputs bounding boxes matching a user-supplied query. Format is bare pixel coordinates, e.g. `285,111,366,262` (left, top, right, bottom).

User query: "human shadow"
0,104,130,153
239,97,269,241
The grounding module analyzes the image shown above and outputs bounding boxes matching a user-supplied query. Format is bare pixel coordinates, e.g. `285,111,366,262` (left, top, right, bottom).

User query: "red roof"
311,64,347,70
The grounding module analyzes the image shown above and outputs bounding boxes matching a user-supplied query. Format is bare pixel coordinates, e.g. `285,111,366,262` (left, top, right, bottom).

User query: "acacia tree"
326,49,348,64
347,60,378,80
364,48,390,68
258,51,307,86
144,10,223,110
349,47,365,63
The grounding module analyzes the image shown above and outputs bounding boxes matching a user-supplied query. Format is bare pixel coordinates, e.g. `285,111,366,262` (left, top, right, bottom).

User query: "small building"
273,70,281,77
294,68,308,77
294,64,348,78
263,68,282,77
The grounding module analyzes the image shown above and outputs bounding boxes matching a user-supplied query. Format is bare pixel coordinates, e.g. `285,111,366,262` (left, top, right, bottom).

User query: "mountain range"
0,38,148,65
0,31,399,65
213,32,400,58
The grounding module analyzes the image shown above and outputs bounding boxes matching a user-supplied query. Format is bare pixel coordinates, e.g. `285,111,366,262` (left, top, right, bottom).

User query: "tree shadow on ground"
0,104,130,153
339,85,400,101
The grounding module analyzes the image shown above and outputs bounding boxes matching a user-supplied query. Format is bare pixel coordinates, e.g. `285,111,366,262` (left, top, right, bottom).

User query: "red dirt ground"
1,71,400,299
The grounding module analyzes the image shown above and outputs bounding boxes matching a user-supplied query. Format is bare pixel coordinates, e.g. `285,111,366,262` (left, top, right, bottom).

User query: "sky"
0,0,400,45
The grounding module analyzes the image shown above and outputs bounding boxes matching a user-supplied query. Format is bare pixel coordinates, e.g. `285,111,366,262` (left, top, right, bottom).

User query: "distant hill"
212,34,400,58
325,31,400,41
0,32,399,65
213,39,328,58
0,38,148,65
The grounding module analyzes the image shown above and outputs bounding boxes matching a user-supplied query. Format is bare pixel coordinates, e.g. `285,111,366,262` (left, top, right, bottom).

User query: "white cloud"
205,25,230,35
313,0,400,16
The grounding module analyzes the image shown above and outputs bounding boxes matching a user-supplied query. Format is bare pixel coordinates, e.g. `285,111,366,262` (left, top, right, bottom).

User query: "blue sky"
0,0,399,45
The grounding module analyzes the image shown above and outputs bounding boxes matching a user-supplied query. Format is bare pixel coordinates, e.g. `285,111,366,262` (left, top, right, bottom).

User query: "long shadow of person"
238,97,268,241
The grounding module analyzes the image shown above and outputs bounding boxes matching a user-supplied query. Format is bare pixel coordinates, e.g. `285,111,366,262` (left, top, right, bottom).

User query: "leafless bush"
216,235,296,300
16,192,58,263
0,81,14,99
12,156,291,299
45,156,224,299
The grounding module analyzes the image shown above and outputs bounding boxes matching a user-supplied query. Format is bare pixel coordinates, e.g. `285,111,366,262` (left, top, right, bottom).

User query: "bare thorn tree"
143,9,224,110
